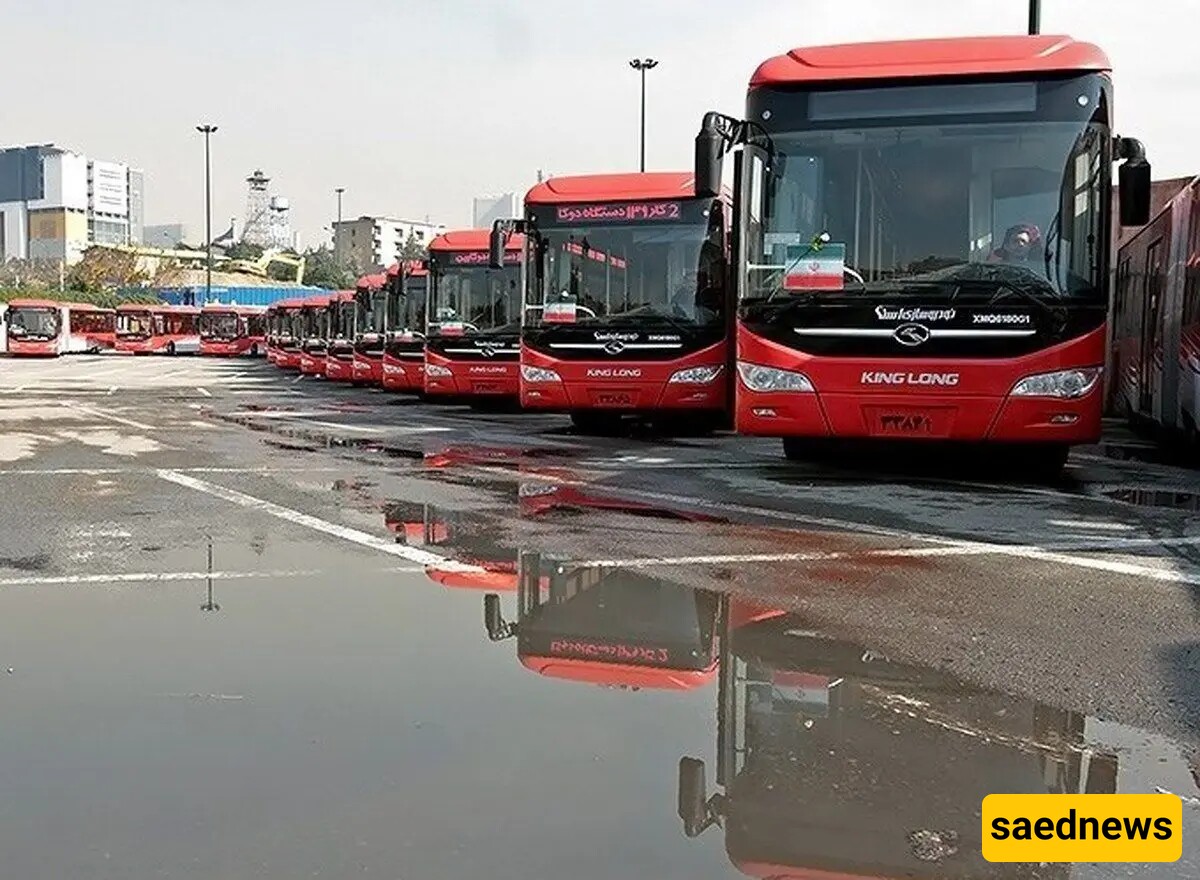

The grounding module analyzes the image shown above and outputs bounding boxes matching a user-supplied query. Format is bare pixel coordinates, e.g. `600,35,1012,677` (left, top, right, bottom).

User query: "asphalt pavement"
1,353,1197,879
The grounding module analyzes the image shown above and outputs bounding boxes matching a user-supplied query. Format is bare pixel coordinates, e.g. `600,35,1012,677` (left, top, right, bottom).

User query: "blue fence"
155,285,327,306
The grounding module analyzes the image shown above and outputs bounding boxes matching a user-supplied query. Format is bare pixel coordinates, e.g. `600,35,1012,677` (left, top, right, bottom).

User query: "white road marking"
1046,519,1136,531
155,469,481,572
500,471,1200,587
0,465,348,475
196,387,212,397
292,420,384,433
0,569,318,587
70,403,157,432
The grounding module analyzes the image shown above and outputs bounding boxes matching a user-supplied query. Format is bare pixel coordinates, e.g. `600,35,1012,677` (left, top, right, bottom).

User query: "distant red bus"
199,305,267,357
1112,175,1200,443
352,272,388,385
268,298,306,368
424,229,524,400
381,261,429,392
323,291,358,381
505,172,732,433
115,304,200,354
4,300,115,356
297,294,331,376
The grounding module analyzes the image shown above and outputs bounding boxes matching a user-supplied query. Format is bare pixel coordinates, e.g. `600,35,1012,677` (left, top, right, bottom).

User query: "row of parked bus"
1,302,267,357
8,33,1178,473
268,32,1167,473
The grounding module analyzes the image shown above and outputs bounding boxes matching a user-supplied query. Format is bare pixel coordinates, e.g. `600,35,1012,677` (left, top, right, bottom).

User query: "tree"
67,247,148,293
224,241,264,261
399,233,427,260
301,245,356,289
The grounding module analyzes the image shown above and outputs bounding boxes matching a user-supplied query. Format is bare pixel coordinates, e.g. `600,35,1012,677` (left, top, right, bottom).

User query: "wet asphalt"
0,354,1197,879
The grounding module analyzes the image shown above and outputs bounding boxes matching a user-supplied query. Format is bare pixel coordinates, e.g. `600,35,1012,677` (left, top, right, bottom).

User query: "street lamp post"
629,58,658,172
334,187,345,254
196,124,218,305
1028,0,1040,34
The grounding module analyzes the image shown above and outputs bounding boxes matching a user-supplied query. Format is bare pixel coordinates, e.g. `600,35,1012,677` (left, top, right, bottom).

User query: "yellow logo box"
982,794,1183,863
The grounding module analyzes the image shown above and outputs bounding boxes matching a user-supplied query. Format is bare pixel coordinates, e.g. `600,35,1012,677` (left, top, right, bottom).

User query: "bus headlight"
521,365,561,383
737,362,815,392
425,363,453,378
1010,367,1101,399
668,364,723,384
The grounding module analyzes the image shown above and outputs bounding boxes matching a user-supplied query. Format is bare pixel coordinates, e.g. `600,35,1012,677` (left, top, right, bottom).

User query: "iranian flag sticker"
784,242,846,291
440,321,465,336
543,301,577,324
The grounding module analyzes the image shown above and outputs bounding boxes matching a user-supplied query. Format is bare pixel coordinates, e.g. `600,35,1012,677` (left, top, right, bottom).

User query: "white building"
333,216,445,271
0,144,145,264
472,193,518,229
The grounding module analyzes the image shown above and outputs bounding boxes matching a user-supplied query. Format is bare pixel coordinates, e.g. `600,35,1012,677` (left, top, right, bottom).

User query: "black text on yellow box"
982,794,1182,863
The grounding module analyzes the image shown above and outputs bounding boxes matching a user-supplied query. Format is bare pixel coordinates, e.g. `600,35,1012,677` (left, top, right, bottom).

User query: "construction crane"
225,249,306,283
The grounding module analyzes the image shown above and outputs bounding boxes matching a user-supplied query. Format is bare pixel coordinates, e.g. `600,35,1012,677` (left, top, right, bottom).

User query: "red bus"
693,34,1152,474
351,272,388,385
297,294,331,376
424,229,524,400
323,291,358,381
483,553,720,690
498,172,732,433
198,305,267,357
268,298,305,368
1112,176,1200,443
677,600,1117,878
115,304,200,354
381,261,430,392
385,500,523,592
4,300,115,356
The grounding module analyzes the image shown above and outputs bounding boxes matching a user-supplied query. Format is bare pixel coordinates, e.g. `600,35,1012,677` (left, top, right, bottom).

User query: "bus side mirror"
695,113,726,199
484,593,511,641
678,757,710,837
1116,137,1151,227
489,222,508,269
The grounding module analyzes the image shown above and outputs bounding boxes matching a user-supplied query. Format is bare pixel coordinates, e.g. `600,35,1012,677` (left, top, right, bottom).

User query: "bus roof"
751,34,1110,87
525,171,696,204
65,302,114,312
201,303,266,313
359,272,388,288
429,228,524,253
332,290,356,303
115,303,197,314
272,298,306,310
5,298,63,309
301,293,331,307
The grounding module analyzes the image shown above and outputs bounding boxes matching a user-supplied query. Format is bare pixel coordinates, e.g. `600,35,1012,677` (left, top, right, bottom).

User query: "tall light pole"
334,187,345,256
629,58,658,172
196,124,218,305
1028,0,1040,34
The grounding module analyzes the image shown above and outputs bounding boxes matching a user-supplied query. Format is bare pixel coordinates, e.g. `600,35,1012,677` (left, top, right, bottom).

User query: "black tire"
1016,444,1070,481
782,436,824,461
250,344,259,357
166,341,177,356
570,411,624,436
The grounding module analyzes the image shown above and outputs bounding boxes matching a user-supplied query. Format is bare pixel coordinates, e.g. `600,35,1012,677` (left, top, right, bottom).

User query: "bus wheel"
250,344,258,357
166,342,177,356
570,412,623,436
782,437,826,461
1018,444,1069,482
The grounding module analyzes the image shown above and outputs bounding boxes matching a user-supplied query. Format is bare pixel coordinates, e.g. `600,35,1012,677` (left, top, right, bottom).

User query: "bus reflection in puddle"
678,601,1123,879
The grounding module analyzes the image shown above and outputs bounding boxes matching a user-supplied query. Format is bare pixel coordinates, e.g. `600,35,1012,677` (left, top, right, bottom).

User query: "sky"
5,0,1198,248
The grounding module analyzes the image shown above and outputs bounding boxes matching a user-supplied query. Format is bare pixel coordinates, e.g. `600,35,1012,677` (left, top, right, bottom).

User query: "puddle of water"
0,547,1195,878
1103,487,1200,511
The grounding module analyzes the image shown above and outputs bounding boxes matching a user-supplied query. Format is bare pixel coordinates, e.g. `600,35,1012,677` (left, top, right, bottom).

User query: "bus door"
1140,238,1165,417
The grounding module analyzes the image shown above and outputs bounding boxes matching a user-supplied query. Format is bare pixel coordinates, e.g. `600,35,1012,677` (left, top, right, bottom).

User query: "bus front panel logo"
893,323,931,346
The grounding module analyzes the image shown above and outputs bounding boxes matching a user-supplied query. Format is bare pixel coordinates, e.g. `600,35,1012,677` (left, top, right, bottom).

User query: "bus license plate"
473,382,502,394
866,407,952,437
592,391,635,407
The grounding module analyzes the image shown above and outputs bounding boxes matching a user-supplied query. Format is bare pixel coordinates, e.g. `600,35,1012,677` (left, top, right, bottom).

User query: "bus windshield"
743,76,1109,306
200,312,240,339
526,198,725,329
429,264,519,334
7,307,61,339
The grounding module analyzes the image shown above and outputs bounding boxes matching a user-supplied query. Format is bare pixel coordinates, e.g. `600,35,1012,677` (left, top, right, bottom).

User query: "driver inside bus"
989,223,1042,264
